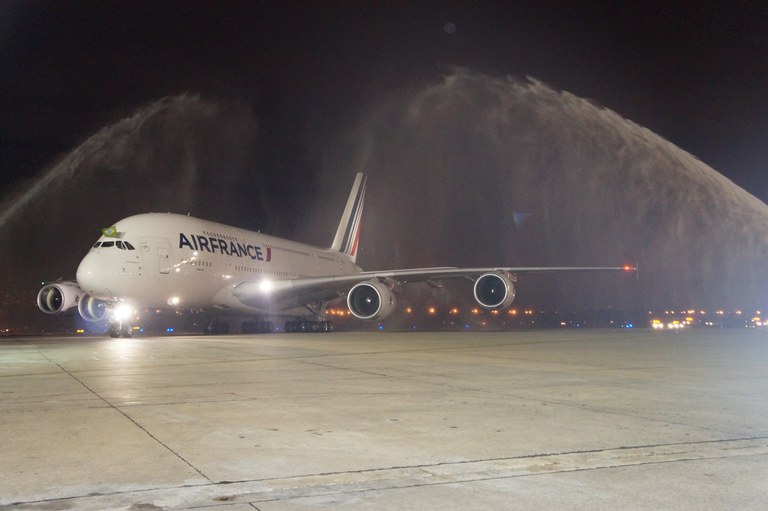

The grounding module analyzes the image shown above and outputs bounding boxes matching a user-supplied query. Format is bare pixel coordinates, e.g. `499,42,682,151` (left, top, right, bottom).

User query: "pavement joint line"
292,357,746,440
39,352,214,484
8,436,768,508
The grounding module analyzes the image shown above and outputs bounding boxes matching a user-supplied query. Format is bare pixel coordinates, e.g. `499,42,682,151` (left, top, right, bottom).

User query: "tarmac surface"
1,328,768,510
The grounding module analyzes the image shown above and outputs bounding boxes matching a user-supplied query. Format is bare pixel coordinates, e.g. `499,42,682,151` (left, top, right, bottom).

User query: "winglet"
331,173,367,263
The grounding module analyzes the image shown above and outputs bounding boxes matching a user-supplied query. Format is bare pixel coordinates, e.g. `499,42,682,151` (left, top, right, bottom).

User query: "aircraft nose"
76,252,110,298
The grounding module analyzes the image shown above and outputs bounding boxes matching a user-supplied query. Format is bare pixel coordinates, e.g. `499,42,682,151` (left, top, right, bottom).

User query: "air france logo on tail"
331,173,366,262
179,233,272,262
341,182,365,258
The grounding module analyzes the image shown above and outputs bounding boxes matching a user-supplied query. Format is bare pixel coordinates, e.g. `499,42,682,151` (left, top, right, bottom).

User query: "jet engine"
37,282,109,322
473,272,516,309
78,295,109,322
37,282,84,315
347,279,397,320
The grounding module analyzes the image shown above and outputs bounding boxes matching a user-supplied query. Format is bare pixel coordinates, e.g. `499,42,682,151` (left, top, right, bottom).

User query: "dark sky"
2,1,768,202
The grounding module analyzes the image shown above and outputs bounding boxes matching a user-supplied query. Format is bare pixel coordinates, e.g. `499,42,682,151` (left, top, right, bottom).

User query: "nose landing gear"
107,321,132,338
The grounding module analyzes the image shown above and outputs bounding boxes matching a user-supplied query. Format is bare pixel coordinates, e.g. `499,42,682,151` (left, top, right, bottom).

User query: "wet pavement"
2,329,767,509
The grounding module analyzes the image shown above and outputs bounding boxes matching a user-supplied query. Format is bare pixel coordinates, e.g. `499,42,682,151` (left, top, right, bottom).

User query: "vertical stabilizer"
330,173,367,263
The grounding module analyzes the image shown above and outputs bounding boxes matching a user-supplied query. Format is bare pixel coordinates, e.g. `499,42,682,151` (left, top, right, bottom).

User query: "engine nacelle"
37,282,84,315
78,295,109,322
347,279,397,320
473,272,516,309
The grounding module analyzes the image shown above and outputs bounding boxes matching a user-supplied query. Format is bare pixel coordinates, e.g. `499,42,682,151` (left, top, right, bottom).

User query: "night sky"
2,2,768,308
3,2,767,201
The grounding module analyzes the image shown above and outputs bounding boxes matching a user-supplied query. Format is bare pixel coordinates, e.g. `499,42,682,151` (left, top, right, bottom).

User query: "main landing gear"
204,320,274,334
284,320,334,333
241,320,274,334
201,319,332,335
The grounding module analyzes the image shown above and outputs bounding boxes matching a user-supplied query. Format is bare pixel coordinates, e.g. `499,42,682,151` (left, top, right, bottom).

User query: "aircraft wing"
232,265,636,312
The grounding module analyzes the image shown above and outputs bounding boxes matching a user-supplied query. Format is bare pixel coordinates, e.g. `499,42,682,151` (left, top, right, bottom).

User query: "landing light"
112,303,134,321
167,296,181,306
259,279,273,293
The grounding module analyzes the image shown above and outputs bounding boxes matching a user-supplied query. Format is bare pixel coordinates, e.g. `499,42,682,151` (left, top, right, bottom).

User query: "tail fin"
330,172,367,263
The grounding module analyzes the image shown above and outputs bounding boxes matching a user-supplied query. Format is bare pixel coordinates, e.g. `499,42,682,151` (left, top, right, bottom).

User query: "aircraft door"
157,247,171,274
140,238,172,276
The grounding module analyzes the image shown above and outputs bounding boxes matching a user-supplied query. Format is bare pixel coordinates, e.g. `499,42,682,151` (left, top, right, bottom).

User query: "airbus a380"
38,173,634,336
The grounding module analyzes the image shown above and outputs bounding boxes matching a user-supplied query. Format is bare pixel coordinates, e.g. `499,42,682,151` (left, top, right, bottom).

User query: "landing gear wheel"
284,320,333,333
108,322,132,338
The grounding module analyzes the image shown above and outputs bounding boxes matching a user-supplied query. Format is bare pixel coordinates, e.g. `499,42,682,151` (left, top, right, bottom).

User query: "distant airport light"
167,296,181,306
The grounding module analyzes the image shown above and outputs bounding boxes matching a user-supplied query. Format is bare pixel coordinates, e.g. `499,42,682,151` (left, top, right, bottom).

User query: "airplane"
37,173,635,337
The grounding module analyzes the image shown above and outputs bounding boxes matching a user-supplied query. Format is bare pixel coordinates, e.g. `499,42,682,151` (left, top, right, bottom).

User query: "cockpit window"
116,241,136,250
93,240,135,250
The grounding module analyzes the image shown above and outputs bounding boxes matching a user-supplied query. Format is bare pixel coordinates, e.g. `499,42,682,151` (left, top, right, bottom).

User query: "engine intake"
78,295,109,322
347,279,397,320
473,272,516,309
37,282,84,315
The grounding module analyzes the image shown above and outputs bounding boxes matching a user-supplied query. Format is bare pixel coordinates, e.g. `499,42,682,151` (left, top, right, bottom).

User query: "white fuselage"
75,213,361,316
